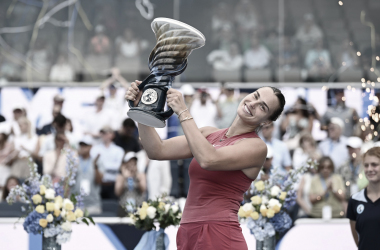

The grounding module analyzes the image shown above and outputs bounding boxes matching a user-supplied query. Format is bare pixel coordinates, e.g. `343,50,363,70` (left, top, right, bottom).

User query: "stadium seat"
244,68,272,82
275,68,302,82
212,69,242,82
338,69,363,82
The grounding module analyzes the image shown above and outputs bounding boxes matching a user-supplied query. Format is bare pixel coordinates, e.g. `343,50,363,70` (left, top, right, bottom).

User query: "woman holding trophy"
126,81,285,249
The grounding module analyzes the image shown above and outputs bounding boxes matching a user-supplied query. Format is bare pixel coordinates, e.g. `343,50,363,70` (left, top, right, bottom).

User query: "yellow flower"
46,214,54,223
66,211,76,222
273,205,281,213
250,196,262,205
279,192,287,200
46,202,55,212
142,202,149,209
250,211,259,220
39,219,48,228
35,205,45,214
267,208,275,218
254,181,265,192
74,209,84,218
139,207,147,220
238,206,247,218
158,202,165,210
63,199,74,211
39,185,46,195
260,205,267,217
55,196,63,208
32,194,42,205
54,209,61,217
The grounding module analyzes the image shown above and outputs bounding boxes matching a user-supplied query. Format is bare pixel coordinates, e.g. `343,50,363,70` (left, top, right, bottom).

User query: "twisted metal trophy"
127,18,205,128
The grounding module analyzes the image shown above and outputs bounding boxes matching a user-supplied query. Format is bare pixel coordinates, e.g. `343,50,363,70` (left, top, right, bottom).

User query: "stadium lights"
357,52,361,56
338,1,343,6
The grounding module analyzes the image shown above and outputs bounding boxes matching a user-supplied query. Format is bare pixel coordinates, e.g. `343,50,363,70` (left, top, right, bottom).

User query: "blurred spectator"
318,117,349,170
304,39,333,79
43,133,69,182
90,126,124,200
147,159,172,200
207,43,243,71
263,30,279,56
257,145,274,181
211,3,234,44
338,137,363,200
11,117,38,180
309,157,345,218
0,123,17,189
190,88,217,128
216,87,239,129
260,123,292,171
0,58,21,81
49,55,74,82
73,136,104,215
293,133,322,170
1,176,20,202
90,25,110,55
338,40,359,68
10,104,26,136
281,97,315,149
278,37,299,69
295,14,323,47
115,152,146,216
321,89,359,137
37,105,62,136
26,41,51,78
177,84,196,136
113,118,140,153
244,36,271,69
115,28,147,58
297,165,317,217
217,27,236,51
234,0,259,36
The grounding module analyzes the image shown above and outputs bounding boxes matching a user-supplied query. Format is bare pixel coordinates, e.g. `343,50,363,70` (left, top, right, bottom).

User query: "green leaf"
70,193,77,204
82,218,89,226
87,216,95,225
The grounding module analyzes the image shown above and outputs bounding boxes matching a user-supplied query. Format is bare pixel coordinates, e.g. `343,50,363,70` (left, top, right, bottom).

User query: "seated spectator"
1,176,20,202
297,165,317,217
211,3,234,44
11,117,38,180
258,145,274,181
293,133,322,170
0,59,21,81
244,36,271,69
190,88,218,128
43,133,69,182
147,159,171,200
113,118,140,153
304,39,333,80
26,41,51,79
234,0,260,37
338,137,364,201
338,40,359,68
115,28,147,58
215,87,239,129
278,37,299,69
90,126,124,200
37,105,61,136
115,152,146,216
73,136,103,215
49,55,74,82
90,25,110,55
309,157,345,218
0,123,17,190
263,30,279,56
260,123,292,171
295,14,323,47
318,117,349,170
10,104,27,136
207,43,243,71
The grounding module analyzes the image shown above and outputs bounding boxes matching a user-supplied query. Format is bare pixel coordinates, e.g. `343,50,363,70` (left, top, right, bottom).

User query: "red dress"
177,128,259,250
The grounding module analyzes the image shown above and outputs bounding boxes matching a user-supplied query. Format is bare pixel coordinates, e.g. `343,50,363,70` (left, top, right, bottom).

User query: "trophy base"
127,109,166,128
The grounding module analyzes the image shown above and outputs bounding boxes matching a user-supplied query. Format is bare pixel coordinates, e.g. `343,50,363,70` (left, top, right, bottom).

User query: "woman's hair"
2,176,20,201
296,97,310,118
363,147,380,161
317,156,335,173
299,132,316,148
260,87,286,121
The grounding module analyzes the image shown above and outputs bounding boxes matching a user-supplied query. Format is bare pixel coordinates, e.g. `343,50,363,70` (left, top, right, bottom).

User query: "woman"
126,81,285,249
347,147,380,250
1,176,20,202
293,132,322,170
43,133,69,182
309,157,345,218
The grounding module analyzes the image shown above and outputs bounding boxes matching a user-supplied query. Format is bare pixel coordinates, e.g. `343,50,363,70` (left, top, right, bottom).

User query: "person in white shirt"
318,117,349,171
190,89,217,128
295,14,323,46
49,55,74,82
244,36,271,69
90,125,124,199
207,43,243,71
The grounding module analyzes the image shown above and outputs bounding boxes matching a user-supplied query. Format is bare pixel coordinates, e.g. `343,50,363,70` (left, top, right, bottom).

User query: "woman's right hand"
125,80,143,107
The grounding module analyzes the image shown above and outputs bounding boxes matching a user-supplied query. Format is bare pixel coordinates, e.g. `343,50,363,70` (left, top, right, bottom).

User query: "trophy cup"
127,18,205,128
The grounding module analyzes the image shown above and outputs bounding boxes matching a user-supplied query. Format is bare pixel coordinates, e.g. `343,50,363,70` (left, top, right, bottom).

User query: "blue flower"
269,211,292,233
283,190,297,211
23,211,47,235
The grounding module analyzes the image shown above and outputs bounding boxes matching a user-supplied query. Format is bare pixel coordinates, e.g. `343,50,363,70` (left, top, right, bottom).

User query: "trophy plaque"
127,17,205,128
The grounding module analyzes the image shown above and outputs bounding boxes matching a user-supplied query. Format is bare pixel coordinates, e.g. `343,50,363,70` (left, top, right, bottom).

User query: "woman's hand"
166,88,188,115
125,80,142,107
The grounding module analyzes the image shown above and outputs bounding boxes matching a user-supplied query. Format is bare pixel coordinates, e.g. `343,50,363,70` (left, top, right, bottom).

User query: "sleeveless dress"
177,128,260,250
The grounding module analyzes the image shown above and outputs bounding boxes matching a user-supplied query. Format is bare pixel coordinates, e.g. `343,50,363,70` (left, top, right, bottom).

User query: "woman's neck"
227,116,258,137
367,182,380,196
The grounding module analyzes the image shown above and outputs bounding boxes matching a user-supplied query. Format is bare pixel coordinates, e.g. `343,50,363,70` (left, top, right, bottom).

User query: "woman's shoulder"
199,126,222,138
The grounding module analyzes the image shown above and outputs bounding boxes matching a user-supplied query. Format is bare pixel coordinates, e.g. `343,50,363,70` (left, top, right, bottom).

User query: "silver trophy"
127,18,205,128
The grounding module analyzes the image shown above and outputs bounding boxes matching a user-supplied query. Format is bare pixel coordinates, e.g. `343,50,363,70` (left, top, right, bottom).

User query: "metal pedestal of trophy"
127,18,205,128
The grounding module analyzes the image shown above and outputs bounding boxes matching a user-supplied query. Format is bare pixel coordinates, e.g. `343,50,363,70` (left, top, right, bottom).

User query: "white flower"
45,189,56,200
61,209,67,219
267,198,282,209
56,231,71,244
242,203,255,213
164,204,171,214
63,199,74,211
270,186,281,197
46,214,54,223
171,204,179,214
61,221,72,231
261,195,269,204
146,206,157,219
54,203,61,211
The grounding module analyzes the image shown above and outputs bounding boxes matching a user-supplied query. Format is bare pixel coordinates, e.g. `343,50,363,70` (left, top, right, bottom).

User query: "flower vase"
155,228,165,250
43,235,61,250
256,235,276,250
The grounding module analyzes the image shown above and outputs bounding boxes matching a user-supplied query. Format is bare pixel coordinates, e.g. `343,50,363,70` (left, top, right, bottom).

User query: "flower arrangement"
239,159,317,241
6,150,94,245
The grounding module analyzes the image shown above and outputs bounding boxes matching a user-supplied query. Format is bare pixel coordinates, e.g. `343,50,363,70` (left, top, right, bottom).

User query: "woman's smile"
244,103,253,116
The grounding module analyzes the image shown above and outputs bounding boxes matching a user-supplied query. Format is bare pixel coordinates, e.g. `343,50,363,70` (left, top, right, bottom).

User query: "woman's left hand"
166,88,188,115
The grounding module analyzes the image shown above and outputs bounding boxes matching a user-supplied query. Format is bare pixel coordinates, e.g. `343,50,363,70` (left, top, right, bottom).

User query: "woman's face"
7,178,18,191
18,120,29,134
364,155,380,183
319,161,333,179
237,87,279,126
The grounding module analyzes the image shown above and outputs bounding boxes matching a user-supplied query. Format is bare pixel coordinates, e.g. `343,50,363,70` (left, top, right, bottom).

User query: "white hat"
12,103,24,111
330,117,345,130
123,152,137,162
0,122,11,134
180,84,195,96
79,135,93,146
346,137,363,149
266,145,274,159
